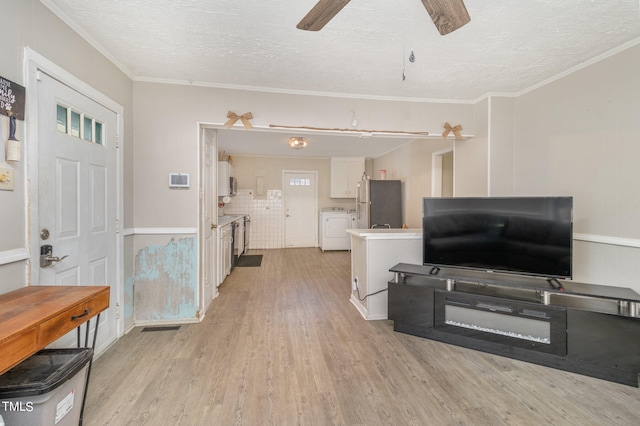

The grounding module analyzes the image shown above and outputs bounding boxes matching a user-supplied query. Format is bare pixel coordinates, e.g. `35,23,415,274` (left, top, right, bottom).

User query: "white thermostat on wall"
169,173,190,189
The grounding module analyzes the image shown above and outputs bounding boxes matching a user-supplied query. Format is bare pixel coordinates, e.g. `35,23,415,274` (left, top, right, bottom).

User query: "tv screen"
423,197,573,279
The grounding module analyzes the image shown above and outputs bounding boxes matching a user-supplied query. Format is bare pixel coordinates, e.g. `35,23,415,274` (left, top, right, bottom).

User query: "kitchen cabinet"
331,157,364,198
218,161,234,196
218,215,245,285
219,223,233,284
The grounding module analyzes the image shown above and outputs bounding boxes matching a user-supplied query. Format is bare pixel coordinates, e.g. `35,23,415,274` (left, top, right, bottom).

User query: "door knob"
40,254,69,268
40,245,69,268
46,254,69,262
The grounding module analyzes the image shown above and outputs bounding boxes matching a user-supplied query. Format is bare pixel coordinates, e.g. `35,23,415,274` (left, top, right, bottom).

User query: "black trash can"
0,348,93,426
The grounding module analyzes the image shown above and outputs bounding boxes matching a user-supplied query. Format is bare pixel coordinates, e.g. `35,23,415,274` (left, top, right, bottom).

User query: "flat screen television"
423,197,573,279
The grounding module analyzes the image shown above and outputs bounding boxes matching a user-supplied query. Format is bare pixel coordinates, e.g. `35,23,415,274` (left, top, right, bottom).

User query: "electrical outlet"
0,167,14,191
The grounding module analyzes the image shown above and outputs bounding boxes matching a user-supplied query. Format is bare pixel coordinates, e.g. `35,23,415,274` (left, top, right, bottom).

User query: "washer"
320,207,352,251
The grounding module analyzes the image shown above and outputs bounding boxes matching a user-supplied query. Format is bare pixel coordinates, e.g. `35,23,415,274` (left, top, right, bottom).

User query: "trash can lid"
0,348,93,398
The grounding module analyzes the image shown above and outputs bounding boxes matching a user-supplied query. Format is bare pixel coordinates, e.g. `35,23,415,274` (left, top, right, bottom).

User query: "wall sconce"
288,136,307,149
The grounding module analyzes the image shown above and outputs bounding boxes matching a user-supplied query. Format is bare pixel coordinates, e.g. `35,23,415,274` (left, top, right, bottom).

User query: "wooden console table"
0,285,110,376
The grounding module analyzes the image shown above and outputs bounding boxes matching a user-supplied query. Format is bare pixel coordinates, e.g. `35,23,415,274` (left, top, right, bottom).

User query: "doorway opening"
432,148,454,197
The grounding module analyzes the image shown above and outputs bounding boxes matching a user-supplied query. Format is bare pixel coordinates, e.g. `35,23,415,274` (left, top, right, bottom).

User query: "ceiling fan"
297,0,470,36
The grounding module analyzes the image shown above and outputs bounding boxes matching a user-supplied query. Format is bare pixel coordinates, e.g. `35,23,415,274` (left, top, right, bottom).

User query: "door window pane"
57,105,68,133
84,116,93,141
95,121,103,145
70,111,81,137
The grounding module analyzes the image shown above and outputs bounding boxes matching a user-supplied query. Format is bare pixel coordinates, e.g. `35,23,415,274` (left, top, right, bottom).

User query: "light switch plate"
0,167,14,191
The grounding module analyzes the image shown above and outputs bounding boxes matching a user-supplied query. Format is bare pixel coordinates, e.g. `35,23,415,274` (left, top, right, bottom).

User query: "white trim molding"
124,228,198,236
431,147,455,197
133,318,201,327
0,248,30,266
574,233,640,249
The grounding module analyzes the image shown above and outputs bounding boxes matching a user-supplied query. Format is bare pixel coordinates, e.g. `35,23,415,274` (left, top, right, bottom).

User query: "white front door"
36,71,118,353
283,171,317,247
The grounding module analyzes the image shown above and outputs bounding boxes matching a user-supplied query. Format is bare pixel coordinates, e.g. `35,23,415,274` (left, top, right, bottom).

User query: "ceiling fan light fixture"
297,0,470,36
289,137,307,149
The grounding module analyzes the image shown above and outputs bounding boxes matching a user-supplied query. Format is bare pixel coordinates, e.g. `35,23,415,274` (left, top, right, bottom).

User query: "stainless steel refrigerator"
355,179,402,229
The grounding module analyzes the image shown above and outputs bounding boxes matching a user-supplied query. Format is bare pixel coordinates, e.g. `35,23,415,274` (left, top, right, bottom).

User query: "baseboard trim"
132,318,200,328
350,294,369,319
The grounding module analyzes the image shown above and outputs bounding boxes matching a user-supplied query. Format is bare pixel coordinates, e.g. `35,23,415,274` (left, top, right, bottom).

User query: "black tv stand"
388,263,640,387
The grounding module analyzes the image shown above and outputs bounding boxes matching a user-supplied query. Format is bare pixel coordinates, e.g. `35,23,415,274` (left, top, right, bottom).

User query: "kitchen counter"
347,228,422,320
346,228,422,240
218,214,245,227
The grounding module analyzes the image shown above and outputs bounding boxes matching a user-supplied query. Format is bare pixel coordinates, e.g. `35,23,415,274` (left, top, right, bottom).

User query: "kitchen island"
346,228,422,320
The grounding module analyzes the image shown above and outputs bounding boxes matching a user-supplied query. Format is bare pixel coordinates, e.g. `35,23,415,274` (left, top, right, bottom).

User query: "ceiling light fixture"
289,137,307,149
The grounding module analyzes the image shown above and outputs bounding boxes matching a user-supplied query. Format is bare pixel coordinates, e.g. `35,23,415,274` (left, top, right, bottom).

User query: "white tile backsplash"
222,189,283,249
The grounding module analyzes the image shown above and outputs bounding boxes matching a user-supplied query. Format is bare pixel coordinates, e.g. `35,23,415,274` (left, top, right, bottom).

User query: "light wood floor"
84,248,640,425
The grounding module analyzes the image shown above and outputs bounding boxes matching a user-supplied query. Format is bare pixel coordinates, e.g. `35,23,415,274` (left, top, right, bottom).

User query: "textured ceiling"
41,0,640,157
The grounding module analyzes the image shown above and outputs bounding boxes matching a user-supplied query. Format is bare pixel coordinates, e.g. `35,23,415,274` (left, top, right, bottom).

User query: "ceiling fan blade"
420,0,471,35
297,0,351,31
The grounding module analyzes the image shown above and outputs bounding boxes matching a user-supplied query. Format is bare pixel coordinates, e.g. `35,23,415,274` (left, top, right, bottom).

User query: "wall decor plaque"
0,76,25,120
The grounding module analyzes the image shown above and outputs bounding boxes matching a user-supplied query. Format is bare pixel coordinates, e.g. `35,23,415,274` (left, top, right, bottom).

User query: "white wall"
488,96,515,196
132,82,475,228
373,40,640,294
0,0,133,295
510,42,640,292
455,99,489,197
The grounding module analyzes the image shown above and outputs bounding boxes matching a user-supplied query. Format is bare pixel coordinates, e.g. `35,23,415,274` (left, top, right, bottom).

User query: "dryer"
320,207,352,251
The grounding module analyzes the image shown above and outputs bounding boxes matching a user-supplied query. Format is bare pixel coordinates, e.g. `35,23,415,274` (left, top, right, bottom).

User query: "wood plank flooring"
84,248,640,425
